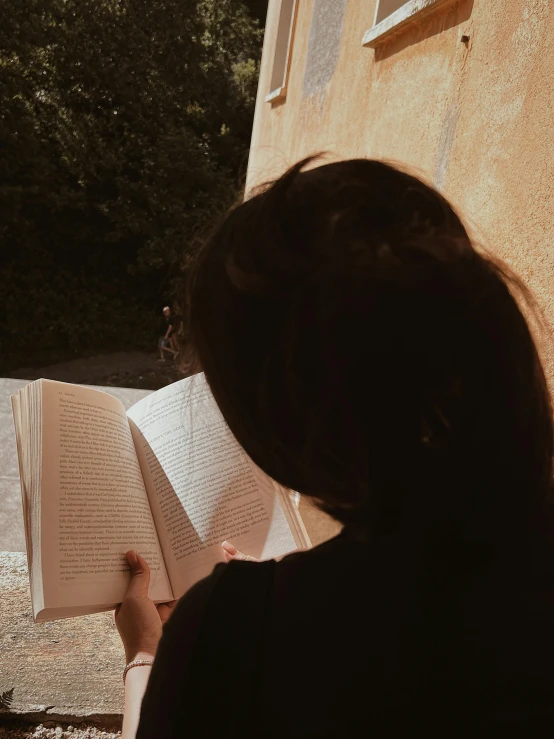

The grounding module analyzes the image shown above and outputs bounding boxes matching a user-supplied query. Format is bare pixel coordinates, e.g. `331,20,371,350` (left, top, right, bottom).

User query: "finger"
125,550,150,598
237,552,260,562
156,599,178,612
157,600,178,622
222,542,256,561
221,541,237,556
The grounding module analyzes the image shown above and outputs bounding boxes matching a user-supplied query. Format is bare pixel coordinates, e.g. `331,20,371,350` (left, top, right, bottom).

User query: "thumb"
221,541,238,557
125,550,150,598
221,541,259,562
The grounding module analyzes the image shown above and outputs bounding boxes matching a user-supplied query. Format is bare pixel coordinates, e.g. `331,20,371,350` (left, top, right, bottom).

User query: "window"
363,0,451,48
375,0,411,24
266,0,298,103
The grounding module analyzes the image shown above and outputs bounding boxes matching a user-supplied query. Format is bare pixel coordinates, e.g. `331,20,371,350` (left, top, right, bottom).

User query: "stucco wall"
248,0,554,382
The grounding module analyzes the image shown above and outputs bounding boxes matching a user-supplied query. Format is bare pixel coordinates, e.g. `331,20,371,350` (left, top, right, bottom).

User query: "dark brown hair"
188,158,553,556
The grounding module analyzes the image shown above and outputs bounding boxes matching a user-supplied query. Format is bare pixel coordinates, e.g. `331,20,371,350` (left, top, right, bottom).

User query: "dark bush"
0,0,264,371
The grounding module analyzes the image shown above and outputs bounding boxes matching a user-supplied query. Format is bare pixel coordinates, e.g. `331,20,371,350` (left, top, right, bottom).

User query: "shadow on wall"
373,0,474,62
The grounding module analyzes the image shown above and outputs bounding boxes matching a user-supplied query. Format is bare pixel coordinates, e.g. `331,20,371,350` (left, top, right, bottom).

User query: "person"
168,305,183,355
115,158,554,737
157,306,178,362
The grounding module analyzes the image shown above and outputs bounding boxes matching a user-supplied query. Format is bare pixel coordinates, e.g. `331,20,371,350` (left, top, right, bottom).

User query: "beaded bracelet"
123,659,154,683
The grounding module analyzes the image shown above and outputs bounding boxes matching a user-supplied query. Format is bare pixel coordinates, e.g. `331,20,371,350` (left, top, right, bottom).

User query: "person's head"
187,157,553,556
163,306,171,317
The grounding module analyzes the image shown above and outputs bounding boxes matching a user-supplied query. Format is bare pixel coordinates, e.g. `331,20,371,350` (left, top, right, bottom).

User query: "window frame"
265,0,299,103
363,0,453,48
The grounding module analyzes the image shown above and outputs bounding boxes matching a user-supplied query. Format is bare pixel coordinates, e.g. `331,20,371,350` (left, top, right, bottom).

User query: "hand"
115,550,177,663
221,541,260,563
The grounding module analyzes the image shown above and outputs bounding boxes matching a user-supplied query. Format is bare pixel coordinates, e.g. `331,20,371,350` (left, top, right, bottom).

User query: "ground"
8,350,194,389
0,723,120,738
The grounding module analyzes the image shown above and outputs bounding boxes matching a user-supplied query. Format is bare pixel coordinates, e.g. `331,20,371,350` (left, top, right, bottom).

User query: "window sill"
362,0,453,48
265,86,287,103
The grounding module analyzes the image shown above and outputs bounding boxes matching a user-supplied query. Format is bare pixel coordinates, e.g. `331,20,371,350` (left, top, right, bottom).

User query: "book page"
127,373,301,597
12,388,45,616
40,380,172,610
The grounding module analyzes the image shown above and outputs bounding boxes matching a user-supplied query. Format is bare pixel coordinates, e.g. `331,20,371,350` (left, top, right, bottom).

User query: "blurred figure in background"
157,306,178,362
169,304,183,355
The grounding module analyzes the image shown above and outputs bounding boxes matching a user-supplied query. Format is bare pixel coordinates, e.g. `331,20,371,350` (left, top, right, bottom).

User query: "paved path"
1,552,125,723
8,353,160,385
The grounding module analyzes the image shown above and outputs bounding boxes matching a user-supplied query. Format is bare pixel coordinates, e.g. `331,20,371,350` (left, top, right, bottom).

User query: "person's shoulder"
272,531,370,599
167,558,274,630
278,530,361,570
214,558,276,600
165,562,228,636
167,535,357,630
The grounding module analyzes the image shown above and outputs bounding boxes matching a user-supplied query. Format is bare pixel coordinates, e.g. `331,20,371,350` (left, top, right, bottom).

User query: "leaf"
0,687,15,710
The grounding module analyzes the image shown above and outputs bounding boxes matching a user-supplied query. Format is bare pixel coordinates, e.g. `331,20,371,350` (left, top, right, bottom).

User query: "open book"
11,373,310,622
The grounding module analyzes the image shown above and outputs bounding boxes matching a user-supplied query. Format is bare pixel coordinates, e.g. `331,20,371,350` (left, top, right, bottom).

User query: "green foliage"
0,0,264,371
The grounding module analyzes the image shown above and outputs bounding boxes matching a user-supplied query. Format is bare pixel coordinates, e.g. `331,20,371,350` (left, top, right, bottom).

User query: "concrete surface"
248,0,554,387
0,553,125,723
0,378,152,553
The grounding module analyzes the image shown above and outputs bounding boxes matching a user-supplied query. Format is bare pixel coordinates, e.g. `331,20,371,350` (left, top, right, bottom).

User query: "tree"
0,0,263,369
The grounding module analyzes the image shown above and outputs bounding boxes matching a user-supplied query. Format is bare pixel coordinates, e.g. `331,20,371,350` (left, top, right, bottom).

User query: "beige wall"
248,0,554,381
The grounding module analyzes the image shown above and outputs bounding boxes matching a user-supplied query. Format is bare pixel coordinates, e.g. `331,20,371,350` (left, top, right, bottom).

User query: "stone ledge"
363,0,454,48
0,553,124,724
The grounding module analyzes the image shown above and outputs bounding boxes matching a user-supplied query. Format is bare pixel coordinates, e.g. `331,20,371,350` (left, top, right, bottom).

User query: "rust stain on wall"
434,103,460,191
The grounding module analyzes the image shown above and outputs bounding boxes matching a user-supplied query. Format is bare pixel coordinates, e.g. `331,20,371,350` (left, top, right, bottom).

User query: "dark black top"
171,313,183,335
160,313,181,338
160,315,172,337
137,531,554,738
